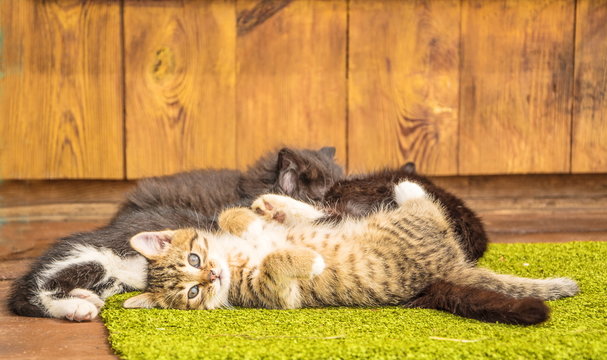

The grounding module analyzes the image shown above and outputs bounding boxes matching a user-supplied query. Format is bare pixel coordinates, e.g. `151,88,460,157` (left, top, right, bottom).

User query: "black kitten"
8,147,343,320
322,162,487,263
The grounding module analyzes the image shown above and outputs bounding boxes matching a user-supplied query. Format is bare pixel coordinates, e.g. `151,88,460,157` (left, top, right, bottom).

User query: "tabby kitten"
125,182,579,325
8,147,343,321
319,163,490,320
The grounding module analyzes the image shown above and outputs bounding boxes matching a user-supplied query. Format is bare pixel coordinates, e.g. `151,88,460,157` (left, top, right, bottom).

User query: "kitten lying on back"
8,147,343,321
125,182,579,325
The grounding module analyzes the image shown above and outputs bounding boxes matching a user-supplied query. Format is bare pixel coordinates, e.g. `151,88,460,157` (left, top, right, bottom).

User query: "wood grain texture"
430,173,607,198
459,0,575,175
0,221,106,260
236,0,347,169
0,180,134,207
572,0,607,173
348,0,460,175
0,0,123,179
0,179,129,260
124,0,236,178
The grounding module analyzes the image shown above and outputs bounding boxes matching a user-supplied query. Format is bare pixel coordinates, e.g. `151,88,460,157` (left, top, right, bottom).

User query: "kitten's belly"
220,229,289,266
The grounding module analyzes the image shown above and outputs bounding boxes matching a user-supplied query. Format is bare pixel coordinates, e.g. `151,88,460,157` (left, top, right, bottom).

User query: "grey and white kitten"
8,147,343,321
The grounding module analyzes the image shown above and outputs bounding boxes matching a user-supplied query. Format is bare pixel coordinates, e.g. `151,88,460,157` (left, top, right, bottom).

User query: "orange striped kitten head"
124,228,230,310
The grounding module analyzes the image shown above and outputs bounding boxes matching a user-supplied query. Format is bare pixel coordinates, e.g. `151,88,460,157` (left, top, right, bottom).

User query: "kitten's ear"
319,146,336,159
401,162,416,174
123,293,156,309
277,148,299,195
130,230,175,259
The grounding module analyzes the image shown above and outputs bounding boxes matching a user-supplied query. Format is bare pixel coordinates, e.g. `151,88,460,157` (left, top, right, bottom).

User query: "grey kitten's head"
242,146,344,202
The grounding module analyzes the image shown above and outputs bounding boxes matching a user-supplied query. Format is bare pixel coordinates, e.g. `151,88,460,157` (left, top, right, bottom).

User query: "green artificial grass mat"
102,242,607,359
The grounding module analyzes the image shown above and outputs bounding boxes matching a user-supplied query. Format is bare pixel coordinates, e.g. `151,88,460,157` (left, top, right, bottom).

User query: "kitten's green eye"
188,285,199,299
188,253,200,268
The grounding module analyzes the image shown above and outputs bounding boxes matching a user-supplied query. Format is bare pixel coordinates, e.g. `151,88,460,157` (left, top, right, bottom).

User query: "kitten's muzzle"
209,269,222,282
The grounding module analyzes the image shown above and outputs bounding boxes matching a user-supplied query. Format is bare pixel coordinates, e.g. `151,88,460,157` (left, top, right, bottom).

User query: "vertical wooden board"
459,0,575,175
236,0,347,169
572,0,607,173
0,0,123,179
124,0,236,178
348,0,460,175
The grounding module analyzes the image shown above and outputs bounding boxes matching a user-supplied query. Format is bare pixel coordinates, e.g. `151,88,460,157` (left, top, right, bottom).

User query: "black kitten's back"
323,167,488,262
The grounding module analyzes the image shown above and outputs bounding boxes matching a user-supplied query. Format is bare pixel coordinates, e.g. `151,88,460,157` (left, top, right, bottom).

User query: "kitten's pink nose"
209,269,222,281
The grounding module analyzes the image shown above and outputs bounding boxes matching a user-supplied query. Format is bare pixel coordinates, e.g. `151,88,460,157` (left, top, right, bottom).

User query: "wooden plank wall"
124,1,237,178
349,0,460,175
572,0,607,173
0,0,123,179
236,0,347,169
1,0,606,179
459,0,575,175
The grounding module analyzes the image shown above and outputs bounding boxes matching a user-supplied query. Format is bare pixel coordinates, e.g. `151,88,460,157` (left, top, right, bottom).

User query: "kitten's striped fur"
125,181,579,324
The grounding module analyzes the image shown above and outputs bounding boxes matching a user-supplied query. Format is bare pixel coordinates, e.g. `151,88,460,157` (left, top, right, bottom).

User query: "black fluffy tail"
407,280,550,325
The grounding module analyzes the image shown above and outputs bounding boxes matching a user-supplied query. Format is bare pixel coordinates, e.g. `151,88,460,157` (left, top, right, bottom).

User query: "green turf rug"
101,242,607,359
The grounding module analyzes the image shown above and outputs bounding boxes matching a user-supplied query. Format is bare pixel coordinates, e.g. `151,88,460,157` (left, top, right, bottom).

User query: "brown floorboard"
0,265,116,360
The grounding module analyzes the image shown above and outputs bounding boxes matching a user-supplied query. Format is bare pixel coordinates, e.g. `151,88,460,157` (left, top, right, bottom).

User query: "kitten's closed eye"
299,173,311,184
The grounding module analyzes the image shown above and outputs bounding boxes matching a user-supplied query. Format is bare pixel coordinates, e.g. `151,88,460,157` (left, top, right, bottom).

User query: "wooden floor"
1,174,606,359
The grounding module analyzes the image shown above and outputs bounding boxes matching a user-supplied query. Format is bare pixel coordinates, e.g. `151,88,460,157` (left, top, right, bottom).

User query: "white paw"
394,181,427,205
69,288,105,309
49,298,99,322
252,194,324,225
310,255,326,277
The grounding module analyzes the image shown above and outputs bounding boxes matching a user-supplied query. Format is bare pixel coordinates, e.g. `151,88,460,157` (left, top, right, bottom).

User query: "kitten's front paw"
218,207,259,236
52,298,99,322
252,194,325,226
264,248,326,279
69,288,105,309
394,181,427,205
67,300,98,322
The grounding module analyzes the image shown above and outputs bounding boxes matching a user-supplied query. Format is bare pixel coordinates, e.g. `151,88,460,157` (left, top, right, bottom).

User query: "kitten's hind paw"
252,194,325,226
394,181,427,205
252,195,288,224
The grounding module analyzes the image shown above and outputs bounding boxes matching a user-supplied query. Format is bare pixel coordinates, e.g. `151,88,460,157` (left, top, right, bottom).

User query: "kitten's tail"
8,277,47,318
446,266,579,301
408,280,550,325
